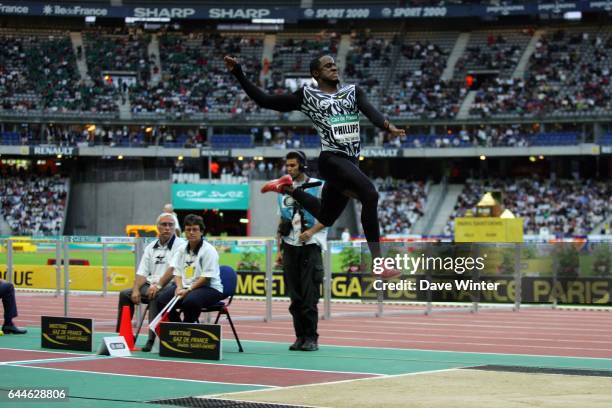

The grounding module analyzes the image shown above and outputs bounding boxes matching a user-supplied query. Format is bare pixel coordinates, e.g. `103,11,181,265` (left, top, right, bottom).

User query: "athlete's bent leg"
317,152,382,258
289,188,322,219
317,182,350,227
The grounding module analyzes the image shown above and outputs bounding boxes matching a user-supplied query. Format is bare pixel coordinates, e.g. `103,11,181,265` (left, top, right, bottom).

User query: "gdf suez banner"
172,184,248,210
235,271,612,305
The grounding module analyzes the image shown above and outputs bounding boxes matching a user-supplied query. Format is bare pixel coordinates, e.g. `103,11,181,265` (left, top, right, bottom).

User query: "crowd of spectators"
3,119,586,149
84,28,152,83
131,32,265,119
384,38,465,119
470,28,612,118
1,32,116,113
355,177,428,236
384,123,569,148
0,168,67,236
219,159,284,181
377,178,428,235
456,32,527,77
3,124,207,148
274,31,338,73
344,31,397,104
2,26,612,122
0,34,39,111
446,177,611,236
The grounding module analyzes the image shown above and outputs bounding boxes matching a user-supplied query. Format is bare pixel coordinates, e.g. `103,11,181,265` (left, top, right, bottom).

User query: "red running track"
12,292,612,358
0,348,88,363
23,357,376,387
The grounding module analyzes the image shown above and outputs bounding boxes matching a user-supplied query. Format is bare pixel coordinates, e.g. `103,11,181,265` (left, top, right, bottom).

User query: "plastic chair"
201,266,244,352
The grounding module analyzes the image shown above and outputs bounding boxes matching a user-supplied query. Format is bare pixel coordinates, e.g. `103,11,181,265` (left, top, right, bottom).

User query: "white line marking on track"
205,367,471,398
0,347,90,356
5,363,276,388
235,331,612,352
123,355,385,377
239,339,612,362
0,355,103,366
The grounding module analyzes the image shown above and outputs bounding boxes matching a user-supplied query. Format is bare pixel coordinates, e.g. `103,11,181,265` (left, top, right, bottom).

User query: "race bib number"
185,266,194,279
330,114,360,144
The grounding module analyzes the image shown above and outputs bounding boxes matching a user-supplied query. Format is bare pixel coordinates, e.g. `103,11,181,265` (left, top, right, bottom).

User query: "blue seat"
211,134,253,149
599,133,612,145
201,265,243,352
302,134,319,148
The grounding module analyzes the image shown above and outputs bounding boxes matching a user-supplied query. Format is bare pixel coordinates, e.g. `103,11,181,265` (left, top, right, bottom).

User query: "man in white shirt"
115,213,184,351
275,151,327,352
157,214,224,323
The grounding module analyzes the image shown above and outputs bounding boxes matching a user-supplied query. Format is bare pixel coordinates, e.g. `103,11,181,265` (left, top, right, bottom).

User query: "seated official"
157,214,224,323
116,213,184,351
0,279,27,334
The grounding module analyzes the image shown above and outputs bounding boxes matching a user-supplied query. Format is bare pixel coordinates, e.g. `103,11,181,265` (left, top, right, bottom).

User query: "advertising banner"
0,266,134,291
159,323,222,360
0,2,607,20
172,184,249,210
41,316,93,352
232,271,612,305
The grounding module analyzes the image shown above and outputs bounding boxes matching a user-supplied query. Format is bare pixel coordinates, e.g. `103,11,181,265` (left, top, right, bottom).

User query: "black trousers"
116,282,176,340
291,151,382,258
0,281,18,326
282,242,323,341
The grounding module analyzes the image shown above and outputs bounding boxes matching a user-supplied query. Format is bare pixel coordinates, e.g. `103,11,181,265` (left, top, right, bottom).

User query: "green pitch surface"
1,250,348,273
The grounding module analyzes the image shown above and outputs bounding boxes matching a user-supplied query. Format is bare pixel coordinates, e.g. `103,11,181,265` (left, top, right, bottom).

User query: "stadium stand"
377,178,428,235
455,29,531,78
600,132,612,145
274,30,339,73
469,27,612,118
210,134,254,149
446,178,611,236
343,30,396,106
0,29,116,114
0,169,68,236
355,178,428,235
83,27,152,82
385,30,464,119
0,21,610,240
130,31,265,119
0,24,610,140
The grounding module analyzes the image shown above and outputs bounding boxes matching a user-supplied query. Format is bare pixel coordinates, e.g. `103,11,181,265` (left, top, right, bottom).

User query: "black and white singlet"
232,65,387,158
299,85,361,157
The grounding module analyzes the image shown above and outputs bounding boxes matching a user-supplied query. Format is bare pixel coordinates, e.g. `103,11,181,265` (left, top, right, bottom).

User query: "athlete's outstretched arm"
224,56,301,112
355,86,405,137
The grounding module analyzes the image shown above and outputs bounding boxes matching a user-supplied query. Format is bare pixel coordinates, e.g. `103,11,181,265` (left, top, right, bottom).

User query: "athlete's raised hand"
388,124,406,138
224,55,238,72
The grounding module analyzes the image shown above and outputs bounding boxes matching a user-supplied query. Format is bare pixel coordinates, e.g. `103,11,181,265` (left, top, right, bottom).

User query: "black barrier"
41,316,93,352
159,322,222,360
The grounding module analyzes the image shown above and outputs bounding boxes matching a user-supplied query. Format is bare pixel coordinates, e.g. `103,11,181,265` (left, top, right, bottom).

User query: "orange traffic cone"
118,305,135,351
